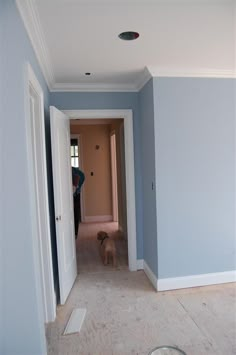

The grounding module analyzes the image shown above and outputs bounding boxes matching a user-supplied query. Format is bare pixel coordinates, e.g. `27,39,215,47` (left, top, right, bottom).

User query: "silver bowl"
148,345,187,355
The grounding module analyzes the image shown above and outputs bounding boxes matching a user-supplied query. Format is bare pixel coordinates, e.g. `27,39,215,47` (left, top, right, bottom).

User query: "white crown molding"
147,66,236,78
135,67,152,91
51,67,152,92
16,0,235,93
51,82,140,92
51,65,235,92
16,0,54,90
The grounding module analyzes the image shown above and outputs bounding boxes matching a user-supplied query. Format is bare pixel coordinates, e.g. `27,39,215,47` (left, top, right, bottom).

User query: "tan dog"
97,231,117,267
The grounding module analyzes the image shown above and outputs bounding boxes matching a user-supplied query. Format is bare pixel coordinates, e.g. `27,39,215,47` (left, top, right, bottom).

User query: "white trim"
157,271,236,291
16,0,54,89
136,259,144,270
25,63,56,323
70,133,85,222
15,0,236,92
84,215,113,223
234,2,236,76
234,1,236,248
110,132,118,222
135,67,152,91
63,110,137,271
49,66,236,92
147,66,236,79
51,82,139,92
14,0,236,93
40,67,236,93
143,261,158,290
51,67,151,92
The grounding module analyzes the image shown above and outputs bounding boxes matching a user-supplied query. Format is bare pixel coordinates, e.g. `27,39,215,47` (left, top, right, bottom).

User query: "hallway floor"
46,223,236,355
76,222,128,273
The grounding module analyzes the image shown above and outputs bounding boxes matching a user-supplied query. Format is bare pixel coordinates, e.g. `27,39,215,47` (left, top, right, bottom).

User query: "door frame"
110,131,118,222
25,63,56,322
70,133,85,222
64,110,137,271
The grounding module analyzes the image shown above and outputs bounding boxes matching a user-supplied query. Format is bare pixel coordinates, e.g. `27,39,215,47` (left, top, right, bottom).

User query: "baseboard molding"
157,270,236,291
143,261,158,290
84,215,113,223
136,259,144,270
137,261,236,291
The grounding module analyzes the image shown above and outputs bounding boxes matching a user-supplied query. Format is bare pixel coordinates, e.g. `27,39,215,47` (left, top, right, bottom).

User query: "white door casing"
64,110,137,271
110,132,118,222
50,106,77,304
25,63,56,324
70,134,85,222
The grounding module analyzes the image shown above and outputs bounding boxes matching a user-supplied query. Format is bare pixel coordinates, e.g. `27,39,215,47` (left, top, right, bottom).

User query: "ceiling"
17,0,235,92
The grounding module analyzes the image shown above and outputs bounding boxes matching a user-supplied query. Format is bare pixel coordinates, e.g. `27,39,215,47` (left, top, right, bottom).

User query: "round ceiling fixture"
118,31,140,41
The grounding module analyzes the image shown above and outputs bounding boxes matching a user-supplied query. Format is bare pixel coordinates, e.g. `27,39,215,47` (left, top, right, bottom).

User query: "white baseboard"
143,261,158,290
84,215,113,223
157,270,236,291
136,259,144,270
136,260,236,292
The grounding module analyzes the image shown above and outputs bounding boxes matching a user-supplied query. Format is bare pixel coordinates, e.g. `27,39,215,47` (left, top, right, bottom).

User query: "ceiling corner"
135,67,152,91
16,0,54,90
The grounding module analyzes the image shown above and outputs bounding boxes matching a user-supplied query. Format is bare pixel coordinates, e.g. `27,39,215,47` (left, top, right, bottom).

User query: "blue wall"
1,1,235,353
153,77,236,278
50,91,144,259
139,80,158,276
1,1,49,353
0,1,4,352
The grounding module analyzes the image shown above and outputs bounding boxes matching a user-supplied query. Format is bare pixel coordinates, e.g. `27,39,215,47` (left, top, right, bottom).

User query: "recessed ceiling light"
118,31,140,41
85,72,91,76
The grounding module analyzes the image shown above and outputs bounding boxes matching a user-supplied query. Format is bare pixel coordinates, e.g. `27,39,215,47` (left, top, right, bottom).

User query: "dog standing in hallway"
97,231,117,267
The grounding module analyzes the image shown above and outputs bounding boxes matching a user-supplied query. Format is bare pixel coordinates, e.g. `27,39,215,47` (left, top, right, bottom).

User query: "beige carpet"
46,223,236,354
76,222,128,273
46,272,236,355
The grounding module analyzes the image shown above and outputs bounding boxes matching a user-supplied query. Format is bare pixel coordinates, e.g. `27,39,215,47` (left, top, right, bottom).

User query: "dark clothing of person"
72,167,85,238
73,193,81,237
72,167,85,196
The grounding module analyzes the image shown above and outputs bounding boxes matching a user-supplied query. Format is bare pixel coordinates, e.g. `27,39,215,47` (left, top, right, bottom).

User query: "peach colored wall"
71,124,112,217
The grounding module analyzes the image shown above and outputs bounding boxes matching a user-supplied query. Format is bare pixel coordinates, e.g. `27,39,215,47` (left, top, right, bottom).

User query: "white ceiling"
17,0,235,91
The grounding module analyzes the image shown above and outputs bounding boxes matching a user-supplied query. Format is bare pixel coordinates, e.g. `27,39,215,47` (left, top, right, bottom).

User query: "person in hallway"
72,167,85,238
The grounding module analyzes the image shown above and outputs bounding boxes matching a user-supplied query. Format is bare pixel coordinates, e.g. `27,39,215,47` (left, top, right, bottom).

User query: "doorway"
70,118,128,272
49,108,137,306
64,109,137,272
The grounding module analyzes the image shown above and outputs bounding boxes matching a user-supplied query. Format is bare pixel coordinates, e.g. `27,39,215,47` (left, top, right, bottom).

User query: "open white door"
50,106,77,304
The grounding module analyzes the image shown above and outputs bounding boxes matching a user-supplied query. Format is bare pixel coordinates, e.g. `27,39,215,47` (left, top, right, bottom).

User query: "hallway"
76,222,128,274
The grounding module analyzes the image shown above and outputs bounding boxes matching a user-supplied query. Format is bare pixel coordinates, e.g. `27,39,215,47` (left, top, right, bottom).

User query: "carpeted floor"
46,223,236,355
76,222,128,273
46,271,236,355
